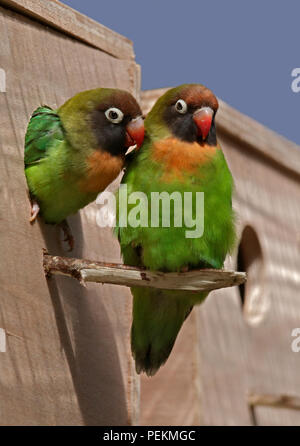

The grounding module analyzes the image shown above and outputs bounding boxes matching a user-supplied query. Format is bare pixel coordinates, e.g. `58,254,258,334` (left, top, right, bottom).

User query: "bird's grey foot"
60,220,74,252
29,200,40,223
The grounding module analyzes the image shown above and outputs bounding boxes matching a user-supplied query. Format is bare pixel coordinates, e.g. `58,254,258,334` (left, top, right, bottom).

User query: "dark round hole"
237,226,267,325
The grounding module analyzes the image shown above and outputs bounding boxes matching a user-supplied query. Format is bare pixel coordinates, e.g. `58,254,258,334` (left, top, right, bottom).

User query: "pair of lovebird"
25,84,236,376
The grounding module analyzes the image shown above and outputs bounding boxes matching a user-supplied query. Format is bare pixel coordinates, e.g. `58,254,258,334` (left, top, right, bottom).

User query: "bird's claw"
60,220,75,251
66,236,74,252
29,200,40,223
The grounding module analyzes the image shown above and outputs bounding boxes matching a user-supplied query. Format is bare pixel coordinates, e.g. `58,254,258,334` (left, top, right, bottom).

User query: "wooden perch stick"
43,253,246,292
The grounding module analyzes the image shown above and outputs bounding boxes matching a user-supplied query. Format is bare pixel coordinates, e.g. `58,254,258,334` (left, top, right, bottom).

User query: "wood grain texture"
140,89,300,426
248,393,300,426
248,393,300,411
0,0,134,60
0,5,140,425
140,310,203,426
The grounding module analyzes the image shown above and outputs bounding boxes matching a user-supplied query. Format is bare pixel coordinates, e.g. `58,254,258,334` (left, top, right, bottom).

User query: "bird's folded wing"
24,106,64,166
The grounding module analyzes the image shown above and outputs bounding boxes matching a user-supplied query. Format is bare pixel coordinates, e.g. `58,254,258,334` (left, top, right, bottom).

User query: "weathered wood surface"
140,310,203,426
248,393,300,426
43,254,246,292
140,89,300,426
0,4,139,425
248,393,300,411
0,0,134,60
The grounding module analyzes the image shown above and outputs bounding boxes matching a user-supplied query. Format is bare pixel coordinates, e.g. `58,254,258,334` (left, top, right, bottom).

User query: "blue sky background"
61,0,299,145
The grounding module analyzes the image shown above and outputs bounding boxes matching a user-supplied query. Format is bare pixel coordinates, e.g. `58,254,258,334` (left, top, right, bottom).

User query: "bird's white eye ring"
175,99,188,114
105,107,124,124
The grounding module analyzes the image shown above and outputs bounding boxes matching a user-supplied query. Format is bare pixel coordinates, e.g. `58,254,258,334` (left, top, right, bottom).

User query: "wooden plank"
141,89,300,176
197,138,300,426
217,100,300,176
0,5,140,425
0,0,134,60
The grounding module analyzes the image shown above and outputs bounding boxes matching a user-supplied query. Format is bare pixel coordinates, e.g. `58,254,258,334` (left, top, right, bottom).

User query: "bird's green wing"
24,106,64,166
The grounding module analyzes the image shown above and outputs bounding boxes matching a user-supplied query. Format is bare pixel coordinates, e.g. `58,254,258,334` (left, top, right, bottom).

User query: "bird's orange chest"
151,137,217,182
79,150,124,194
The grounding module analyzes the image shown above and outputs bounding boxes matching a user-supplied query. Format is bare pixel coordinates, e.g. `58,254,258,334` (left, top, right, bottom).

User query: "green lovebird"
25,88,144,249
116,84,236,375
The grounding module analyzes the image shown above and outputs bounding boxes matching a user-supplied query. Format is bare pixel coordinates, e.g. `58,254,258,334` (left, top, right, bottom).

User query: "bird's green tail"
131,287,207,376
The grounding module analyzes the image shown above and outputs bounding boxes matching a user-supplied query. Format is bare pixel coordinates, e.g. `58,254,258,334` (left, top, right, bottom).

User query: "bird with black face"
146,83,218,146
25,88,144,249
116,84,236,375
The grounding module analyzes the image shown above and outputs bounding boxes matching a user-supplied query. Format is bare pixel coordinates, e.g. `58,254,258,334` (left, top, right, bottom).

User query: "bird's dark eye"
109,111,118,119
105,107,124,124
175,99,188,114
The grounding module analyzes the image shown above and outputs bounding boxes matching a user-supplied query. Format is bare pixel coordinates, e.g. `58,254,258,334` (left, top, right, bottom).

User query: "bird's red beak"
193,107,213,141
125,116,145,149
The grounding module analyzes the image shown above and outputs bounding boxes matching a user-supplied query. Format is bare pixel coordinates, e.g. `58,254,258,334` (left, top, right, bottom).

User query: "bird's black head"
90,89,144,157
150,84,219,146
